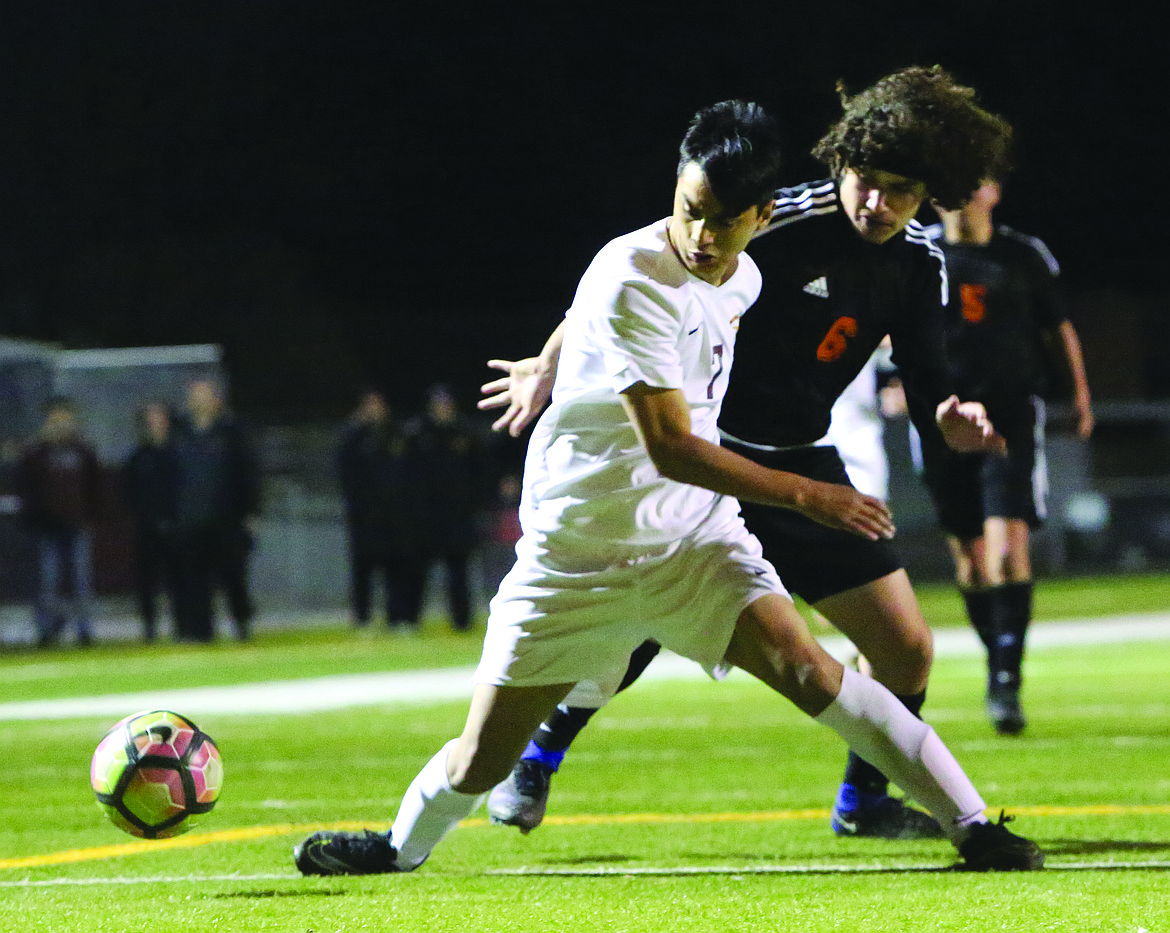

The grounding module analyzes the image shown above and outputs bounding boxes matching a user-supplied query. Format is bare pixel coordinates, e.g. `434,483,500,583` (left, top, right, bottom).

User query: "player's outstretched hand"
799,481,895,541
478,357,553,437
936,395,1007,454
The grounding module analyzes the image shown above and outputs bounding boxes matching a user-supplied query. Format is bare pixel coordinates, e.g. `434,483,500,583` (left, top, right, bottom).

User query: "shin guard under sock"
841,689,927,797
998,581,1032,684
984,585,1021,690
391,740,485,869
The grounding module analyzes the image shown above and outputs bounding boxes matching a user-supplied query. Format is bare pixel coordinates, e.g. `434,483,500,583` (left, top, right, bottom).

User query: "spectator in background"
336,389,428,631
170,378,260,642
481,472,523,596
15,396,103,648
411,384,492,633
122,401,179,642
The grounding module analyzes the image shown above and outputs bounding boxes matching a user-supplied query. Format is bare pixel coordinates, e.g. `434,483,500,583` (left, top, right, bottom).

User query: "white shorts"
474,500,787,707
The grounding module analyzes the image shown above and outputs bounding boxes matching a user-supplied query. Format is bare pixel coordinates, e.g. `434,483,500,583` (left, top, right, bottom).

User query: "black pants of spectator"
172,522,254,642
429,545,473,632
132,522,179,641
387,551,428,628
347,530,427,629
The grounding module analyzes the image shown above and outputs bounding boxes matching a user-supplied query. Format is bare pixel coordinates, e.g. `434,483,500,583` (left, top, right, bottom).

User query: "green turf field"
1,575,1168,932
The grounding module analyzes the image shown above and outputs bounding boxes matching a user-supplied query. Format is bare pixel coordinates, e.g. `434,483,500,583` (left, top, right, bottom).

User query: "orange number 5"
960,283,987,323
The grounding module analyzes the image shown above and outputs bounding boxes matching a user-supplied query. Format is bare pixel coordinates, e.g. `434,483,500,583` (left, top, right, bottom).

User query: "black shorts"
917,396,1047,540
723,441,903,605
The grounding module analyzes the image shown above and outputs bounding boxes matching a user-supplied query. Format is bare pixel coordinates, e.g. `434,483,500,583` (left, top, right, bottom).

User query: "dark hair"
677,100,784,216
811,66,1012,210
983,143,1014,185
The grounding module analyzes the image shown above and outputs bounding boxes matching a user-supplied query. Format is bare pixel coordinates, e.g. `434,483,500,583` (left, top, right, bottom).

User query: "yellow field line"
0,822,371,870
5,804,1170,871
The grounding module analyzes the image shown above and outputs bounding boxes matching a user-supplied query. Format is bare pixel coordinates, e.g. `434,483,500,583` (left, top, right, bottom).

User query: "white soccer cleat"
486,759,554,834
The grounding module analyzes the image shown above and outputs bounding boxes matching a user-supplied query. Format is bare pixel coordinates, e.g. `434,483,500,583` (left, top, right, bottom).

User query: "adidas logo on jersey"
803,276,829,298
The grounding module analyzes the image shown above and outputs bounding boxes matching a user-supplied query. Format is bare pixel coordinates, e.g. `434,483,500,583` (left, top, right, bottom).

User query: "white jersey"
479,219,782,695
825,343,893,499
519,219,761,550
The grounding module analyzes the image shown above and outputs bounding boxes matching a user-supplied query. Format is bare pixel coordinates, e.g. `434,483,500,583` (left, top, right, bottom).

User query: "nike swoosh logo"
688,327,700,335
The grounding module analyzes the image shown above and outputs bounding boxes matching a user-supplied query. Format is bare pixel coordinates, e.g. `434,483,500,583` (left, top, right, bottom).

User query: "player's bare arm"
620,382,895,541
935,395,1007,454
478,321,564,436
1059,319,1094,439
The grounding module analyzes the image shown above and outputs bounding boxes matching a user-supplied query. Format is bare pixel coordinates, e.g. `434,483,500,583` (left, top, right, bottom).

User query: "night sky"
0,3,1164,420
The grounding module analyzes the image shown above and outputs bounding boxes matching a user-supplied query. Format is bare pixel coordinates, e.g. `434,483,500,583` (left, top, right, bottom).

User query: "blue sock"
519,740,565,771
835,782,890,812
834,782,859,813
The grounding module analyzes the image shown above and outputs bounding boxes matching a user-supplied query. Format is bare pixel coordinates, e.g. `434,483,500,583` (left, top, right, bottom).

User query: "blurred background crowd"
0,331,1162,650
0,355,522,647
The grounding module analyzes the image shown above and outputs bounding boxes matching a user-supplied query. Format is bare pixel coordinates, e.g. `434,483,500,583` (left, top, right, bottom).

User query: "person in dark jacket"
170,379,260,642
336,389,428,630
15,396,103,648
122,401,179,642
411,384,493,632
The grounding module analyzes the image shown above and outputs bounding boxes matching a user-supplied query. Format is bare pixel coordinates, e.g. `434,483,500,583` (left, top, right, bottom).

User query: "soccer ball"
90,710,224,839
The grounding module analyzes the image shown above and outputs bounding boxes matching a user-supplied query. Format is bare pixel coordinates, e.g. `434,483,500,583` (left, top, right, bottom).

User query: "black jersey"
924,223,1066,404
720,179,953,449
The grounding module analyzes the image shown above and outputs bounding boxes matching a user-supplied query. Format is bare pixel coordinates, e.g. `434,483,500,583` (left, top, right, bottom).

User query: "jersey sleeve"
1024,239,1069,329
597,280,684,394
888,254,954,443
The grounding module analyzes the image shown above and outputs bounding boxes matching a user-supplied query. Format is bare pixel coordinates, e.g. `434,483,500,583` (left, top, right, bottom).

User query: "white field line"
2,614,1168,722
2,860,1169,886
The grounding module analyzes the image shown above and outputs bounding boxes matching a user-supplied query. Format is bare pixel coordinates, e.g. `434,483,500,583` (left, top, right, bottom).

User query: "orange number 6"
816,316,858,362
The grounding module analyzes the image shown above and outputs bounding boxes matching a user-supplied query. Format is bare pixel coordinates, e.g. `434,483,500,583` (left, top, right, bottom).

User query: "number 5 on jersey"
960,283,987,323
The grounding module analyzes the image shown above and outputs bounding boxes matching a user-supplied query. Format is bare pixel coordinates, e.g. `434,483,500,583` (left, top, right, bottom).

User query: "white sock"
817,667,987,843
390,740,486,869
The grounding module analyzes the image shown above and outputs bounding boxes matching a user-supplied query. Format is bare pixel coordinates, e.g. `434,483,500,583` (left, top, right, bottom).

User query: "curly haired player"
481,67,1024,843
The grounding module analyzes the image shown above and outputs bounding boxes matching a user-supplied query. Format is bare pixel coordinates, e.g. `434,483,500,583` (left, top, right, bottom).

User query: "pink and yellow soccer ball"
90,710,223,839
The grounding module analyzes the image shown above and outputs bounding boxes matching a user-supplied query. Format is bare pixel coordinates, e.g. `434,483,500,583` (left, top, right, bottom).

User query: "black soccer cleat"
831,784,946,840
987,681,1026,736
486,759,554,834
958,813,1045,871
294,829,402,876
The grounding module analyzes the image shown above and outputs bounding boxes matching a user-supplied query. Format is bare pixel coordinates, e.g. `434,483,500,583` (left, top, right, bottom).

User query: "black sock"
533,706,597,755
962,588,997,653
842,690,927,796
995,581,1032,687
1002,581,1032,641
